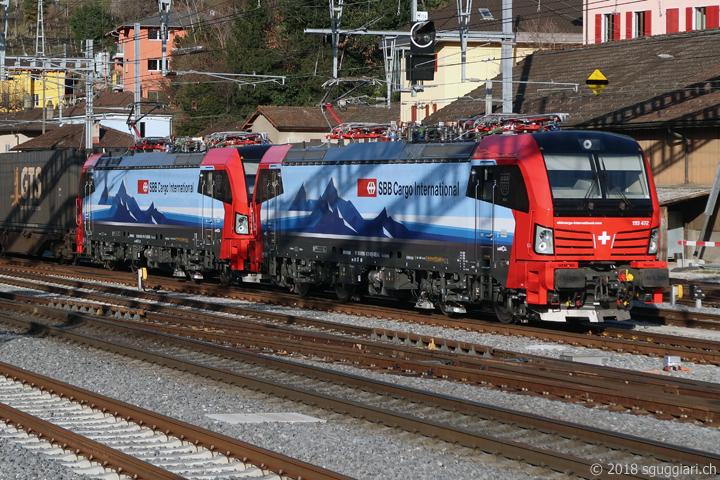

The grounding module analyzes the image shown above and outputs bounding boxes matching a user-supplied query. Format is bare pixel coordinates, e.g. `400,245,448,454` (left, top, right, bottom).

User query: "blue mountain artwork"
95,179,170,224
286,179,414,239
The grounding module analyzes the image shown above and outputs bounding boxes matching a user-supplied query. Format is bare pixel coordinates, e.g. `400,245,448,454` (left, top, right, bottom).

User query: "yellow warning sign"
586,69,609,95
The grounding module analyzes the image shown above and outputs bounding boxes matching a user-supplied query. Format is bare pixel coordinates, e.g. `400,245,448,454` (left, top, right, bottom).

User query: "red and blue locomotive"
251,128,667,323
70,120,667,323
0,119,668,323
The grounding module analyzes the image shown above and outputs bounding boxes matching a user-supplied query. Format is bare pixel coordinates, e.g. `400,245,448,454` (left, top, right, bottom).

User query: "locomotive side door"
198,167,222,249
198,170,209,248
82,170,95,237
467,160,497,269
253,164,283,256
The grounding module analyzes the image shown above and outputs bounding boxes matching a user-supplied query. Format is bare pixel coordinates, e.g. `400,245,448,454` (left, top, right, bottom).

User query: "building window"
603,13,619,42
696,7,707,30
32,94,39,107
147,59,168,72
695,7,707,30
634,12,645,38
147,28,161,40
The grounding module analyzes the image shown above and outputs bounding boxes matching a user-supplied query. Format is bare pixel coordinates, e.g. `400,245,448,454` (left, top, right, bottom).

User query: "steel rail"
4,283,720,422
0,303,718,478
0,401,186,480
15,290,720,407
0,360,351,480
3,272,720,366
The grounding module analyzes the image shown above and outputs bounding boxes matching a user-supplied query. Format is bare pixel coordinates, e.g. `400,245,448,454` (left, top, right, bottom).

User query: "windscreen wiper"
578,172,601,210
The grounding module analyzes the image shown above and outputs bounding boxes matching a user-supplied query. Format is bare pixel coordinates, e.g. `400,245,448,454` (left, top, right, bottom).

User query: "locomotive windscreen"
543,152,653,216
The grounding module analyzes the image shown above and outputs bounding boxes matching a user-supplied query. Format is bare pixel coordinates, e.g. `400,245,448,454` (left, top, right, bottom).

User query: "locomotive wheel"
105,260,117,271
494,291,517,324
440,306,455,318
335,284,354,303
219,266,232,286
294,282,311,297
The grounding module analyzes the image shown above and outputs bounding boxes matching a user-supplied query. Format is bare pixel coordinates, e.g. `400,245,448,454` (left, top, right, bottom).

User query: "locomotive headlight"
648,227,659,255
534,224,554,255
235,213,249,235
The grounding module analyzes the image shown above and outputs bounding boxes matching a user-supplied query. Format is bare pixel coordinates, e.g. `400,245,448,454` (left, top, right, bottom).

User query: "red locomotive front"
474,130,668,323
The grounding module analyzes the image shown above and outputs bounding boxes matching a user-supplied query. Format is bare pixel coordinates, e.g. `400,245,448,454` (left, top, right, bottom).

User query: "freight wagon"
0,149,86,260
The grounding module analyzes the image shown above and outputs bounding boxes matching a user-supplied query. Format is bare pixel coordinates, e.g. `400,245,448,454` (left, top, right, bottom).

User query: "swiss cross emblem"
597,231,611,245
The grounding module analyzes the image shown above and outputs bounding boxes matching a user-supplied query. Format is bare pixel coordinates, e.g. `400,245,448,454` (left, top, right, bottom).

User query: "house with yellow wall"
0,66,65,113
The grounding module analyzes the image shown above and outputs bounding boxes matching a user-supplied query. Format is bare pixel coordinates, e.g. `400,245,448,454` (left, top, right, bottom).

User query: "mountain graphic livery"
286,179,414,239
95,179,170,225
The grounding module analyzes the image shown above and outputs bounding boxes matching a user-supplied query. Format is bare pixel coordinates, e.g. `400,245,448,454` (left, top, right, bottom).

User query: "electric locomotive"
75,147,267,282
74,120,668,324
252,129,667,323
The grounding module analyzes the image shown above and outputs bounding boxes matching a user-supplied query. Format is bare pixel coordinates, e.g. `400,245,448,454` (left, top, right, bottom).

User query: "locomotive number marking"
632,220,650,226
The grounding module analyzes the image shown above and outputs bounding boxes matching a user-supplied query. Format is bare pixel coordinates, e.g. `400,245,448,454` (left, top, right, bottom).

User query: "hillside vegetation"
8,0,450,134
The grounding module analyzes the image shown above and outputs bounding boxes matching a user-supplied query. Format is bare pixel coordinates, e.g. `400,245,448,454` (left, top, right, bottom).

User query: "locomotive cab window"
466,165,529,213
254,168,283,204
544,152,652,215
544,154,597,199
198,171,233,204
599,154,650,199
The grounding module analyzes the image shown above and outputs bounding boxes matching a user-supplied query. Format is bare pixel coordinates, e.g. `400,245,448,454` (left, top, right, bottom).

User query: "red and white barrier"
679,240,720,247
678,240,720,269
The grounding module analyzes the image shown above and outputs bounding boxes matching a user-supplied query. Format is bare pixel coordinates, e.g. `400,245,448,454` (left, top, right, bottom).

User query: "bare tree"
521,18,564,51
110,0,158,23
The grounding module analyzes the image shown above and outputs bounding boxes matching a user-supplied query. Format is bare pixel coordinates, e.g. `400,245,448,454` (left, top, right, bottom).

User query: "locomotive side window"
243,160,261,202
599,154,650,199
198,171,233,204
254,168,283,204
467,165,529,213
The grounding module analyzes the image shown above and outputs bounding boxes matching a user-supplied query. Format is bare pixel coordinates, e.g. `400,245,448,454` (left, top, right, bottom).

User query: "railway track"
0,280,717,478
4,257,720,332
16,291,720,425
0,362,347,480
2,265,720,367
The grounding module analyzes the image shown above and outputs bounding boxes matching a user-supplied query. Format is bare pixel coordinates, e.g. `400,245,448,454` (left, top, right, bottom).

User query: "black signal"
410,21,435,54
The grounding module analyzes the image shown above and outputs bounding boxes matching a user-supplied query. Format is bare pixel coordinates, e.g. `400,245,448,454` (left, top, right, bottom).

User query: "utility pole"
0,0,8,81
381,37,396,108
35,0,44,56
159,0,171,77
329,0,344,78
134,22,141,137
501,0,513,113
457,0,470,83
85,40,94,150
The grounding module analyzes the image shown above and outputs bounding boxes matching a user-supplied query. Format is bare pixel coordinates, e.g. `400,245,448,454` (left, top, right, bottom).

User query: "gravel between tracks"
1,273,720,479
